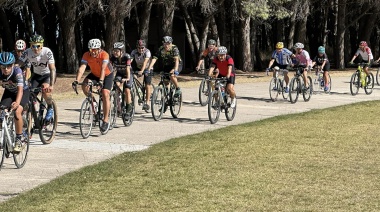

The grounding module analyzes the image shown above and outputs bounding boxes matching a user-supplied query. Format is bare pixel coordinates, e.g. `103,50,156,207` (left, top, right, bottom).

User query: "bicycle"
0,105,30,169
27,87,58,144
349,62,374,95
73,81,113,138
269,66,289,101
111,77,135,127
198,69,213,106
132,70,155,113
208,77,237,124
312,65,331,94
151,72,182,121
288,65,313,104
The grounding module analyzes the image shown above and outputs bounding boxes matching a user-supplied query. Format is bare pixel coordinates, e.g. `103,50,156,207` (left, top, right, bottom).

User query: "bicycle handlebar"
72,81,101,95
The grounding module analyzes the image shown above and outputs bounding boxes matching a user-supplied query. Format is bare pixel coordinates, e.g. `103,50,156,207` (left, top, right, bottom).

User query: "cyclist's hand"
137,71,143,77
11,102,19,110
348,61,354,65
98,80,104,88
72,80,78,88
174,70,179,76
195,66,200,72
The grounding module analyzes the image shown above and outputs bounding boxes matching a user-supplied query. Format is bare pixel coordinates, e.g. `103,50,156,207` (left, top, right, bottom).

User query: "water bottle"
221,87,225,97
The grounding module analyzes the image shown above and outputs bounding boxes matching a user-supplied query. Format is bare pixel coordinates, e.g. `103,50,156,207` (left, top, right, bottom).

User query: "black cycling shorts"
85,72,114,91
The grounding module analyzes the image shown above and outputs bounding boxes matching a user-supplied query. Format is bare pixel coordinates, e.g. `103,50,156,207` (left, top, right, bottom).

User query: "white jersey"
20,47,55,75
130,48,151,70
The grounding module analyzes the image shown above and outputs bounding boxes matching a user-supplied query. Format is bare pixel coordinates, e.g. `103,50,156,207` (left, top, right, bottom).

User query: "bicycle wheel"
39,100,57,144
208,90,221,124
281,80,289,99
79,99,94,139
151,85,164,121
269,77,279,101
364,72,374,95
98,97,110,135
0,136,8,169
225,94,237,121
109,91,117,130
122,88,136,126
289,78,299,104
376,68,380,86
13,115,30,169
170,88,182,118
302,76,313,102
198,78,209,106
350,72,359,96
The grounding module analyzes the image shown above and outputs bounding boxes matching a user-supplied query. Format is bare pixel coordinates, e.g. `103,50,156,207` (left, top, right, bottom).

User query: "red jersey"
211,55,235,77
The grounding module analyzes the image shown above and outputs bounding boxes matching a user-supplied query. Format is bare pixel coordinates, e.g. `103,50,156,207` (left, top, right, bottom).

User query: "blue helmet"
318,46,325,53
0,52,15,65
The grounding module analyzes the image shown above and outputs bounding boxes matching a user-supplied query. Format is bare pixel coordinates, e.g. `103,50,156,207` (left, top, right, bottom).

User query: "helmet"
30,34,44,43
207,39,216,45
0,52,16,65
276,42,284,49
293,42,304,49
136,39,146,47
88,39,102,49
318,46,325,53
15,39,26,50
216,46,227,54
113,42,125,50
360,41,367,47
162,36,173,43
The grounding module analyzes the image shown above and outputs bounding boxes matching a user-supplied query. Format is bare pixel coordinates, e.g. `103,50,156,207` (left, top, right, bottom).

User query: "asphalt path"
1,76,380,202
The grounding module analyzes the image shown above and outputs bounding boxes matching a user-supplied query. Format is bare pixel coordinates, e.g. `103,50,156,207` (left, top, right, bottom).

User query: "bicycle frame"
0,108,15,154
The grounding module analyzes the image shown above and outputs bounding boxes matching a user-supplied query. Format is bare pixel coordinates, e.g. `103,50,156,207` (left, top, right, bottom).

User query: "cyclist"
312,46,330,91
0,52,30,153
147,36,182,96
208,46,237,108
110,41,133,114
349,41,373,83
195,39,218,73
16,34,56,122
267,42,293,93
13,39,31,81
293,42,312,89
130,39,152,110
73,38,114,132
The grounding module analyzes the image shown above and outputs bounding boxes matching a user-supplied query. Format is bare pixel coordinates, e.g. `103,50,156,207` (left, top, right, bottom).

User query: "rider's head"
0,52,15,75
207,39,216,50
112,42,125,58
30,34,44,55
216,46,227,61
293,42,304,53
359,41,367,50
15,39,26,56
88,38,102,57
136,39,146,53
162,36,173,51
318,46,325,54
276,42,284,49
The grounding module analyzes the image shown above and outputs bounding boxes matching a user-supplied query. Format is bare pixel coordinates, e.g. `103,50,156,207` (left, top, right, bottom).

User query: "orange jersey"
81,50,112,78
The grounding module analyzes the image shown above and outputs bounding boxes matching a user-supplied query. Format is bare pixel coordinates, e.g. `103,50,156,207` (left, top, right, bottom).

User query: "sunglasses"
0,64,13,69
138,47,145,49
32,45,41,49
163,42,171,45
16,50,24,53
90,48,99,52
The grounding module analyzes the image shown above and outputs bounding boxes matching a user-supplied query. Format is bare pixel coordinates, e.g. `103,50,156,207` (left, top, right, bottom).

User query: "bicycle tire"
208,90,221,124
364,72,374,95
98,97,110,135
302,76,313,102
39,99,58,144
79,99,94,139
109,91,117,130
269,77,279,101
170,86,182,118
13,115,30,169
198,78,209,106
350,72,359,96
225,94,236,121
376,68,380,86
151,85,164,121
0,131,5,169
281,80,289,99
289,78,299,104
122,88,136,126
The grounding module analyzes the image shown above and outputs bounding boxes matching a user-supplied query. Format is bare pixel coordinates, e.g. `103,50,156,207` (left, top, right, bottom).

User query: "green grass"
1,101,380,211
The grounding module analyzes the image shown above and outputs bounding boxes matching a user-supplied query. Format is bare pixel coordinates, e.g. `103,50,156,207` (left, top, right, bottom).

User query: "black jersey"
1,66,28,93
110,53,132,74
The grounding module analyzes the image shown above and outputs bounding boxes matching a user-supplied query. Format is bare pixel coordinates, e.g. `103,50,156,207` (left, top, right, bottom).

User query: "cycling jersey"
12,50,31,69
354,47,373,61
130,48,151,70
110,53,132,75
271,48,293,65
211,55,235,77
0,66,28,93
153,44,182,67
81,50,112,78
313,53,330,65
19,47,55,75
200,47,218,68
295,49,312,66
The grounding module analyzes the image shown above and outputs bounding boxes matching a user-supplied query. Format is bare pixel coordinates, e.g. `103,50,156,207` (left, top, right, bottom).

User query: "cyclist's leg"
123,72,133,113
323,64,330,88
302,68,308,88
144,69,152,106
101,73,113,125
225,76,236,99
169,63,182,95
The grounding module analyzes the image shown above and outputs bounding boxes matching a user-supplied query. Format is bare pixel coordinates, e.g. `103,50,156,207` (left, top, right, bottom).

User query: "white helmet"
293,42,304,49
15,39,26,51
216,46,227,54
88,39,102,49
113,42,125,50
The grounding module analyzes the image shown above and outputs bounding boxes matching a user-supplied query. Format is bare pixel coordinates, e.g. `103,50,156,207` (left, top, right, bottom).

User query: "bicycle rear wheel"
79,99,94,139
39,100,57,144
198,78,209,106
224,94,236,121
0,134,5,169
289,78,299,104
170,88,182,118
122,88,136,126
208,90,221,124
376,68,380,86
302,76,313,102
13,115,30,169
281,80,289,99
350,72,359,96
269,77,279,101
151,85,165,121
364,72,374,95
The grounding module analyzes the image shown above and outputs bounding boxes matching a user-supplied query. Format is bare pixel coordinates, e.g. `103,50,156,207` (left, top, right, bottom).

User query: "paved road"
1,76,380,202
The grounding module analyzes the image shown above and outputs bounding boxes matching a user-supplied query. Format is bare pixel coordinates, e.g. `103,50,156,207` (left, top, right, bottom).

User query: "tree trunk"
335,0,346,69
0,8,13,51
139,0,153,42
358,6,379,44
294,1,309,45
28,0,45,36
288,5,297,49
162,0,175,36
240,16,252,72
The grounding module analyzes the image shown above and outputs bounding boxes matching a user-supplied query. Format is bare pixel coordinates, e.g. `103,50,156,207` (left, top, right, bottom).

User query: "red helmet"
360,41,367,47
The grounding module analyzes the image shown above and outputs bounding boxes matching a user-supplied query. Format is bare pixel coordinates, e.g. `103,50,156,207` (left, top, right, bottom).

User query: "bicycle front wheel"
39,100,58,144
170,89,182,118
225,95,236,121
198,78,209,106
13,115,30,169
151,85,164,121
281,80,289,99
79,99,94,139
122,88,136,126
0,135,5,169
364,72,374,95
208,90,221,124
289,78,299,104
269,77,279,101
109,91,118,130
302,76,313,102
350,72,359,96
376,68,380,86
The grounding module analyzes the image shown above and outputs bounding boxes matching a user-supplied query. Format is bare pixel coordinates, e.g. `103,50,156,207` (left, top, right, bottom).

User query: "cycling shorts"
30,73,51,89
1,89,30,108
115,71,133,89
218,75,235,85
85,72,114,91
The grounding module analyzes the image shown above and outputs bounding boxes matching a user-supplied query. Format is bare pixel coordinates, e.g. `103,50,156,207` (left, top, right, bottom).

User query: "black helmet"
30,34,44,43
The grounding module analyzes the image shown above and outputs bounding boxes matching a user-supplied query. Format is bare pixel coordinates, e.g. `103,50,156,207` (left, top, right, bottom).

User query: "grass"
1,100,380,211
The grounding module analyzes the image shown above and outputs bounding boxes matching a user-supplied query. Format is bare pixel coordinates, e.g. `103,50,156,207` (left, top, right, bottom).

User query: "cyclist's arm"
126,65,131,81
148,57,158,70
268,59,275,69
172,56,179,73
49,63,56,86
140,57,150,72
75,64,87,82
100,61,108,81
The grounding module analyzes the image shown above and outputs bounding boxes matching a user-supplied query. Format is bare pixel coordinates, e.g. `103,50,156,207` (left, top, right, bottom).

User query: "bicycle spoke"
208,90,221,124
79,99,94,139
